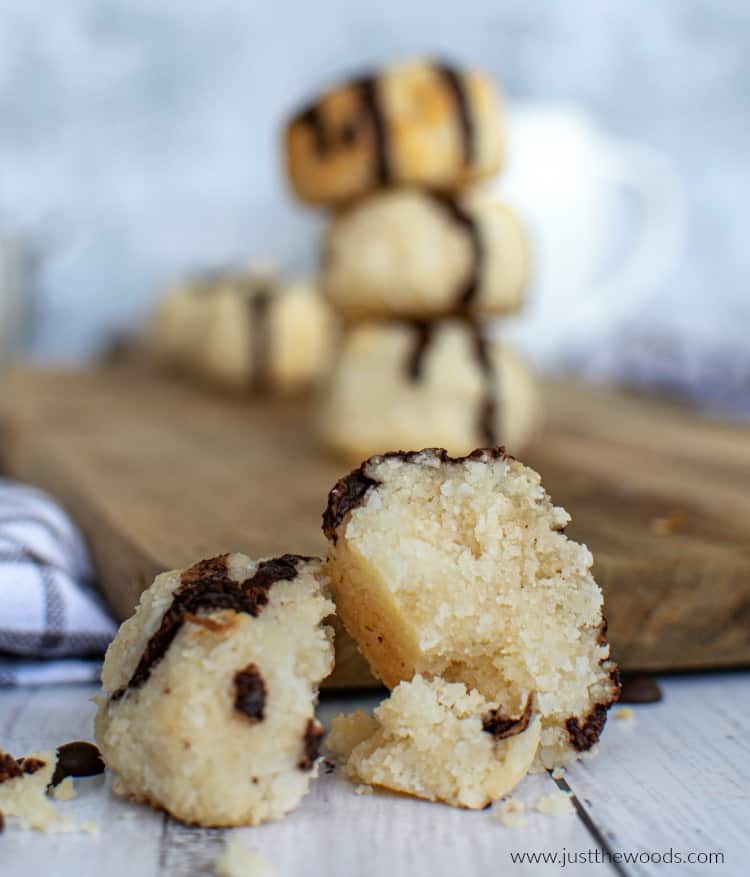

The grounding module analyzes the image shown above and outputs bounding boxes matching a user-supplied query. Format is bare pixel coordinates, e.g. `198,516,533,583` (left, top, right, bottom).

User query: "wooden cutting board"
1,363,749,686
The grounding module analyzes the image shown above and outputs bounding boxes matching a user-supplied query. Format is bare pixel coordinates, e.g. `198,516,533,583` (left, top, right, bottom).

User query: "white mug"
492,103,687,368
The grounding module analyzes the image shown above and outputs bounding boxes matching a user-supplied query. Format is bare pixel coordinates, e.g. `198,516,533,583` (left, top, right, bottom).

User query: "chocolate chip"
0,754,23,784
299,719,325,770
619,675,663,704
233,664,266,722
112,554,312,699
0,753,47,784
51,742,105,787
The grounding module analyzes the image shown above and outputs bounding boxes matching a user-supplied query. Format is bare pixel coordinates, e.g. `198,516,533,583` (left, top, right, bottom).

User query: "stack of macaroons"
284,58,540,460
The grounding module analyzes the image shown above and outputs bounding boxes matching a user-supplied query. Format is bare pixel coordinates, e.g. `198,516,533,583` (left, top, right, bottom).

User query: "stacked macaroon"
147,268,333,395
285,58,539,460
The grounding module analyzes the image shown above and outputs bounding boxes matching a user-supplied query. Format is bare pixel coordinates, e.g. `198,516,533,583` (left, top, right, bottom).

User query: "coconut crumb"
615,707,635,720
52,777,77,802
491,797,527,828
213,839,276,877
535,789,575,816
327,711,379,760
0,749,59,831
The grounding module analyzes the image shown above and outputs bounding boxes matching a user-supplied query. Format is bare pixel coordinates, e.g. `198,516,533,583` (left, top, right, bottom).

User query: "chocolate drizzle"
297,74,389,187
323,466,380,543
435,63,475,167
482,696,533,740
404,316,498,446
429,193,483,309
358,77,390,185
471,323,499,446
565,704,609,752
111,554,310,700
298,105,329,156
248,285,272,392
299,719,325,770
233,664,267,722
407,321,433,380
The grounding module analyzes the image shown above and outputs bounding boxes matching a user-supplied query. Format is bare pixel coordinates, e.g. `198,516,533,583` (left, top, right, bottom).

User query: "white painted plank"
1,687,604,877
1,683,163,877
563,673,750,877
7,677,748,877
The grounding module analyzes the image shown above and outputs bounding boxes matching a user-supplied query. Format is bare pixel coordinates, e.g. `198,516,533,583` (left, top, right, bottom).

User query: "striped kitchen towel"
0,479,116,685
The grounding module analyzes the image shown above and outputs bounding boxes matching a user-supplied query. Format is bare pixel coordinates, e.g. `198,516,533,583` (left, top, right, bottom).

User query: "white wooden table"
1,673,748,877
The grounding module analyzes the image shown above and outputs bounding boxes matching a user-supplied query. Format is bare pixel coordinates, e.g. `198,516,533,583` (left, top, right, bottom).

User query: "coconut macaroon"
318,320,540,462
323,449,620,769
342,676,540,809
95,553,335,827
323,189,528,320
285,58,504,205
147,270,333,394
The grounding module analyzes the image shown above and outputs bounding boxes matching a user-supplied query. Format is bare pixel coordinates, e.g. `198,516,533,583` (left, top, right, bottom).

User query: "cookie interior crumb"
327,710,380,760
615,707,635,720
535,789,575,816
214,840,276,877
345,675,541,810
0,749,59,831
491,796,527,828
52,777,77,802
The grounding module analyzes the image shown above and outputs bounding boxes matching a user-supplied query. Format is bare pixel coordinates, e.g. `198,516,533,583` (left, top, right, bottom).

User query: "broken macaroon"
323,448,620,771
95,553,334,826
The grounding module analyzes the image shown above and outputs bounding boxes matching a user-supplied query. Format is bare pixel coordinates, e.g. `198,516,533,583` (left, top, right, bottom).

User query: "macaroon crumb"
327,711,379,760
214,839,276,877
615,707,635,721
535,789,575,816
0,749,59,831
491,797,527,828
52,777,77,802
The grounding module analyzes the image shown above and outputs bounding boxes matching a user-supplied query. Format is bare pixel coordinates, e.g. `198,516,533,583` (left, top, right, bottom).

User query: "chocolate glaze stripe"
429,193,483,309
406,320,433,381
404,316,499,447
110,554,310,700
358,77,390,185
248,284,272,392
298,104,328,156
471,322,499,447
435,63,475,166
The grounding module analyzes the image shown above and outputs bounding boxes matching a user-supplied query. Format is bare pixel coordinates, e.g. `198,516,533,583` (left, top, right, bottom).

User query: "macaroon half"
323,448,619,769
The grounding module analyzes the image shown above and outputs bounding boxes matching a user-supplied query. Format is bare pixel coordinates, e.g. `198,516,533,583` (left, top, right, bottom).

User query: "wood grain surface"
1,363,749,684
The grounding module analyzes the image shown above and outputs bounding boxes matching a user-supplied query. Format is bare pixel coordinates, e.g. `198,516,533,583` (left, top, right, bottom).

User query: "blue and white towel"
0,479,116,685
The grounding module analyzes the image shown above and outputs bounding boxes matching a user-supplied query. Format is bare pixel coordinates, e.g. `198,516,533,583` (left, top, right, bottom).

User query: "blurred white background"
0,0,748,412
